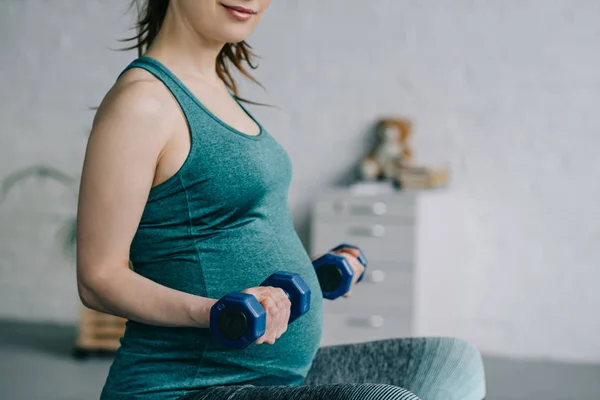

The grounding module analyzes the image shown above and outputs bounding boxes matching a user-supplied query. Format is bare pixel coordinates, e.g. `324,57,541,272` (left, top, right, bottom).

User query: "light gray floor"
1,321,599,400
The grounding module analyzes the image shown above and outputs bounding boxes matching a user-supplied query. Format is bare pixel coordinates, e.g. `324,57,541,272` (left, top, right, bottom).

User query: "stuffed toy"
360,118,413,181
360,117,449,189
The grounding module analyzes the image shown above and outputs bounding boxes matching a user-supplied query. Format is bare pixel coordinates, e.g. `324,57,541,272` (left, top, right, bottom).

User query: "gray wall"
1,1,600,363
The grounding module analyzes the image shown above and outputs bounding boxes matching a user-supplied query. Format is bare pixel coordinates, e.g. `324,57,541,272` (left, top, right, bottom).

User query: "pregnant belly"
106,230,324,397
196,228,324,384
132,222,323,369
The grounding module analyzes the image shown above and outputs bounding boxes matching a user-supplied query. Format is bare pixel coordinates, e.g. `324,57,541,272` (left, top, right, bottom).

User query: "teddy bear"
360,117,414,181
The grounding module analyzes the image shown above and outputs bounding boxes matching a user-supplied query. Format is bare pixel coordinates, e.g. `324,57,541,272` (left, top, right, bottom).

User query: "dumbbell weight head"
313,253,353,300
330,243,368,283
313,243,368,300
210,292,266,349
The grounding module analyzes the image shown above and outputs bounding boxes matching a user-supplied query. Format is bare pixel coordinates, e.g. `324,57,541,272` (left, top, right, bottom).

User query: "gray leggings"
180,337,486,400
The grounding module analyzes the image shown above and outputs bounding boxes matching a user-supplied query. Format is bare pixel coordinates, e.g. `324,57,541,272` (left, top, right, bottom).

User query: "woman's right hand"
242,286,291,345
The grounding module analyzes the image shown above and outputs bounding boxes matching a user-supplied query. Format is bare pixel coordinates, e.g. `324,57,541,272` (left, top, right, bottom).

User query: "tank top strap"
117,56,198,123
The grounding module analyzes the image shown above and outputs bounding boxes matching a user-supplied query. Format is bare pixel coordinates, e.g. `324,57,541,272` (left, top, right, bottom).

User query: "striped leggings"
180,337,486,400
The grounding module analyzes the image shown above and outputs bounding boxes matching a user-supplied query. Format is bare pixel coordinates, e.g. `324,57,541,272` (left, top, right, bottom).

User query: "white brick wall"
1,1,599,363
0,0,136,324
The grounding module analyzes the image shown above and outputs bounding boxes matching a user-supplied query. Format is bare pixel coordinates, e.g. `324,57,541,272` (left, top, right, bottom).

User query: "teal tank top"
100,56,323,400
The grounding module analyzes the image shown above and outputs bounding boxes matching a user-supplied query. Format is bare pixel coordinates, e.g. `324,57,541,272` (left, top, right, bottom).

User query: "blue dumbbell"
209,272,311,349
312,243,368,300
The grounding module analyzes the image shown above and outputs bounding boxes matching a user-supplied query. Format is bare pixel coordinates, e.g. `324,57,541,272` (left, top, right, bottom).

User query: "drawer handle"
366,269,385,283
346,315,385,329
334,202,388,216
347,224,386,237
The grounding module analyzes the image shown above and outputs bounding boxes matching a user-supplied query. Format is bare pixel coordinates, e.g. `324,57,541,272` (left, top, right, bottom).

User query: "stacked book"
396,165,449,189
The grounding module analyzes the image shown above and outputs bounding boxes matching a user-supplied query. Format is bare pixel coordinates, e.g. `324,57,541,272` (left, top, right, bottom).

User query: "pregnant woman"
76,1,486,399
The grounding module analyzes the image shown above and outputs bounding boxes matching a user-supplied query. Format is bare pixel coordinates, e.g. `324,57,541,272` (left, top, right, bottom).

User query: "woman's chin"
215,27,255,45
225,35,252,45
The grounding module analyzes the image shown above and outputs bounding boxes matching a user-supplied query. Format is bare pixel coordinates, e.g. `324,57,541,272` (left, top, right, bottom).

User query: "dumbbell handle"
261,271,311,323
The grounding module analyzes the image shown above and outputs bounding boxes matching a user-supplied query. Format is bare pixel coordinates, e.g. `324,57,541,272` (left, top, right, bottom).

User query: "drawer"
310,221,415,263
321,262,414,315
320,312,413,346
313,193,416,223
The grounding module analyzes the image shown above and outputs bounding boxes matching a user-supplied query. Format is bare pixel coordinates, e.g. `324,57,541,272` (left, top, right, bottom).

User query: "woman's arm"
76,76,215,328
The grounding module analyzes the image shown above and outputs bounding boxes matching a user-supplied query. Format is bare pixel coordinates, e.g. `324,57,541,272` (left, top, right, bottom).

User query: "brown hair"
123,0,263,103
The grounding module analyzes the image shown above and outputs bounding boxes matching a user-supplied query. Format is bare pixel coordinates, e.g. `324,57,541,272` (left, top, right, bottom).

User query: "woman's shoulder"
86,68,183,165
92,67,181,136
102,67,176,118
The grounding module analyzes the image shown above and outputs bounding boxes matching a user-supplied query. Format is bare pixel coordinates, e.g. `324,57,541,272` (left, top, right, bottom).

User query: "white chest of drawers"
309,187,420,346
